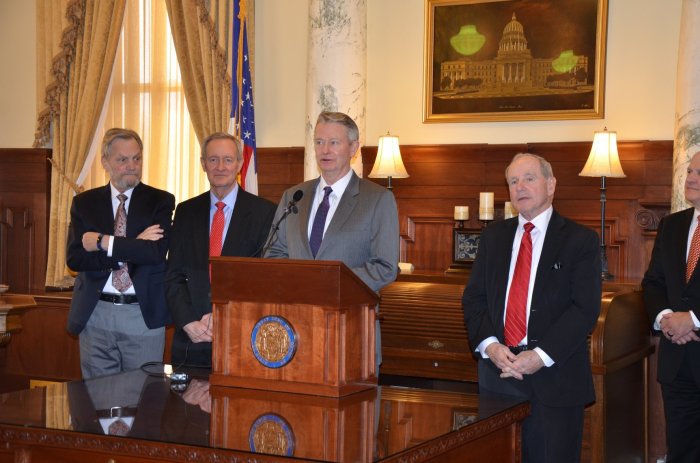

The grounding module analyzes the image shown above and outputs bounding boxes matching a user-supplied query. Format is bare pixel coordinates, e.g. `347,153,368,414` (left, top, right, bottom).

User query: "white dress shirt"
307,169,353,240
477,206,555,366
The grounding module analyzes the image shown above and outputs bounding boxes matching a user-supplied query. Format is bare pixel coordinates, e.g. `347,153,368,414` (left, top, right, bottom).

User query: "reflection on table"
0,368,528,462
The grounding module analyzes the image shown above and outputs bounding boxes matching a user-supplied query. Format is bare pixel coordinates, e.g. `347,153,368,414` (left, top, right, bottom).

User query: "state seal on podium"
250,315,297,368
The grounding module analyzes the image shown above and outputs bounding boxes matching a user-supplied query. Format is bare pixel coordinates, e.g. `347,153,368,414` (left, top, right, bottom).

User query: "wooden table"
0,369,528,462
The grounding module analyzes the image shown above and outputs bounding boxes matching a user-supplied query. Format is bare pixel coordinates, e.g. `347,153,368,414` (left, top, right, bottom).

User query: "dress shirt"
209,184,239,240
306,169,353,240
478,206,555,366
102,184,136,295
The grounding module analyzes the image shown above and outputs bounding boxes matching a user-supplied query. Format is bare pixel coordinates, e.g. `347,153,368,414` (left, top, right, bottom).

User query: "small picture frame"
452,409,478,430
454,228,482,265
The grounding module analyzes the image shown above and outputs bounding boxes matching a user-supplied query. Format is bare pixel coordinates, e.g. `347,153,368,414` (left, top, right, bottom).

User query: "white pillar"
672,0,700,212
305,0,367,181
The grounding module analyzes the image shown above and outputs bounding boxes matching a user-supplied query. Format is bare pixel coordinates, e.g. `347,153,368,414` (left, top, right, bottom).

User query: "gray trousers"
79,300,165,379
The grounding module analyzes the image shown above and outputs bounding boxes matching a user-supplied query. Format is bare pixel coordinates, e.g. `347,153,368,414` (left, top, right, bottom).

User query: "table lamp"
369,132,409,190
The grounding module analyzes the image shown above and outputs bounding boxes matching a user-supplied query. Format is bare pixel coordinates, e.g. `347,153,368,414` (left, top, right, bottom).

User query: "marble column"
305,0,367,181
672,0,700,212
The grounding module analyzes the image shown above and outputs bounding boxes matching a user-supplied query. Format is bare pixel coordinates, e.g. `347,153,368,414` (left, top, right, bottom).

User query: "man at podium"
265,112,399,367
264,111,399,293
166,133,276,367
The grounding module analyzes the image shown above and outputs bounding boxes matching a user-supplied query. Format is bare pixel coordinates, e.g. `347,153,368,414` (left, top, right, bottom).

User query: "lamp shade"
369,133,409,179
579,128,626,178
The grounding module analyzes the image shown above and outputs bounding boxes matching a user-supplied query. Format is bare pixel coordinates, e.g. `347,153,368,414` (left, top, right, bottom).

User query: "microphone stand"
258,202,298,257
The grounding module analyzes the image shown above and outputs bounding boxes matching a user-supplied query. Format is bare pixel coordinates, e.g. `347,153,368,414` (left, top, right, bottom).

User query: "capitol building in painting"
438,13,590,98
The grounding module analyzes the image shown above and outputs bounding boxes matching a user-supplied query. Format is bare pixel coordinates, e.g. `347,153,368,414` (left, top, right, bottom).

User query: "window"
82,0,207,204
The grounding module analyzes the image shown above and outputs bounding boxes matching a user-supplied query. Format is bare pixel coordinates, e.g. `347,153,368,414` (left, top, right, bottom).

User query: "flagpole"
232,0,259,194
235,0,247,138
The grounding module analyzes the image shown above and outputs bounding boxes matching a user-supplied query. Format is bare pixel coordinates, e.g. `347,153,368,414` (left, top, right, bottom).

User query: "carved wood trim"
636,205,669,232
0,425,295,462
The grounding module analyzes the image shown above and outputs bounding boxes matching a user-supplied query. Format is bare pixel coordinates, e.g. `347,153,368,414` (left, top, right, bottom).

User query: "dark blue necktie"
309,186,332,257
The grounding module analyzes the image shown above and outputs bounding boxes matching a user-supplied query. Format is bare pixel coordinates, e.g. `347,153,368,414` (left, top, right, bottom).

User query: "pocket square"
552,262,563,270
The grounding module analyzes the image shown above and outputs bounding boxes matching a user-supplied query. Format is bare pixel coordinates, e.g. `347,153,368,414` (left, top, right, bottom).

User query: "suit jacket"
66,182,175,335
462,210,601,407
264,172,399,292
165,188,276,365
642,207,700,384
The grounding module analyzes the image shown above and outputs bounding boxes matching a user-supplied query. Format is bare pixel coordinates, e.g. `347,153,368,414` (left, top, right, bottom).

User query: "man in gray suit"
264,111,399,293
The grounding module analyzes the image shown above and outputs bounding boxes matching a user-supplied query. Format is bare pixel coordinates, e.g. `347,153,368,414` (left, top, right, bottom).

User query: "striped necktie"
504,222,534,347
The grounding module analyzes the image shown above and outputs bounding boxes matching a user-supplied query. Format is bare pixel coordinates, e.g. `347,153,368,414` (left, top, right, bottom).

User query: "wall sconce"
579,127,626,280
369,132,409,190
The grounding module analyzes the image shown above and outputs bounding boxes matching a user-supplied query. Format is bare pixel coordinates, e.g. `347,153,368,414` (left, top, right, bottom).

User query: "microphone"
258,190,303,257
286,189,304,215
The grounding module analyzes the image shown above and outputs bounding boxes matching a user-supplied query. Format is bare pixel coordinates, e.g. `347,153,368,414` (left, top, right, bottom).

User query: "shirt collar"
210,183,239,210
318,169,353,198
109,183,135,201
518,206,553,232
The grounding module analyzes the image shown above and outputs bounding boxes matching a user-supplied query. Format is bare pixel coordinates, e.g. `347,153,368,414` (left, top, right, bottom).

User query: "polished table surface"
0,369,528,462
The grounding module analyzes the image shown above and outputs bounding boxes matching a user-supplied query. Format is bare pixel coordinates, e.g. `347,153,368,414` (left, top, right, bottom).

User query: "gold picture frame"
423,0,608,122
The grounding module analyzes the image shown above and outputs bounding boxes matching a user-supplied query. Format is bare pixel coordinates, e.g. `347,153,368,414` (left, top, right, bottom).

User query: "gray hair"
505,152,554,179
102,128,143,158
200,132,243,161
315,111,359,142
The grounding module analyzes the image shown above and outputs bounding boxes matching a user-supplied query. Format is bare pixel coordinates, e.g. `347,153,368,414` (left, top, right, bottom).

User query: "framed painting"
423,0,608,122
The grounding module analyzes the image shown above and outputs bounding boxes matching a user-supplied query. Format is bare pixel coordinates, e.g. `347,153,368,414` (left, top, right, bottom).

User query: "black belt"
95,406,138,418
99,293,138,305
508,345,529,355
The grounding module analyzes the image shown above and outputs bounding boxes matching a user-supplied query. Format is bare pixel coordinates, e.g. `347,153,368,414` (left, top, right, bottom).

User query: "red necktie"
687,216,700,282
209,201,225,257
504,222,534,347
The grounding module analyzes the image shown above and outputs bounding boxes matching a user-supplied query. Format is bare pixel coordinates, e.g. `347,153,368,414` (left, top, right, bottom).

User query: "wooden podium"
209,257,379,397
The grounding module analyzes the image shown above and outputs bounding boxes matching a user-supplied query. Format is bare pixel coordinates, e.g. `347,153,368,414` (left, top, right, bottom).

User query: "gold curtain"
81,0,205,204
164,0,232,141
42,0,126,288
35,0,82,147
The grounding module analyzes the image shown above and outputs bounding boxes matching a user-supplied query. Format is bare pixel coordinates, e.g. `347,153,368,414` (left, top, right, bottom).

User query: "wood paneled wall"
0,141,673,294
0,149,51,294
257,140,673,282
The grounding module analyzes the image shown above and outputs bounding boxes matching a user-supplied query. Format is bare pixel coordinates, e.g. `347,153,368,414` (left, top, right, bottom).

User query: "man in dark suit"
643,150,700,463
264,111,399,293
462,153,601,463
66,128,175,379
166,132,276,367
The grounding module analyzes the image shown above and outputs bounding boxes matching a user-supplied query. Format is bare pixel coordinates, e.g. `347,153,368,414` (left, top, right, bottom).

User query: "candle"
454,206,469,221
479,192,494,220
504,201,517,219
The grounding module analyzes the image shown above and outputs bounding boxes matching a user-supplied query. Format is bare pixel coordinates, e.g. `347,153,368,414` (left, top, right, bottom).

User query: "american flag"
230,0,258,194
